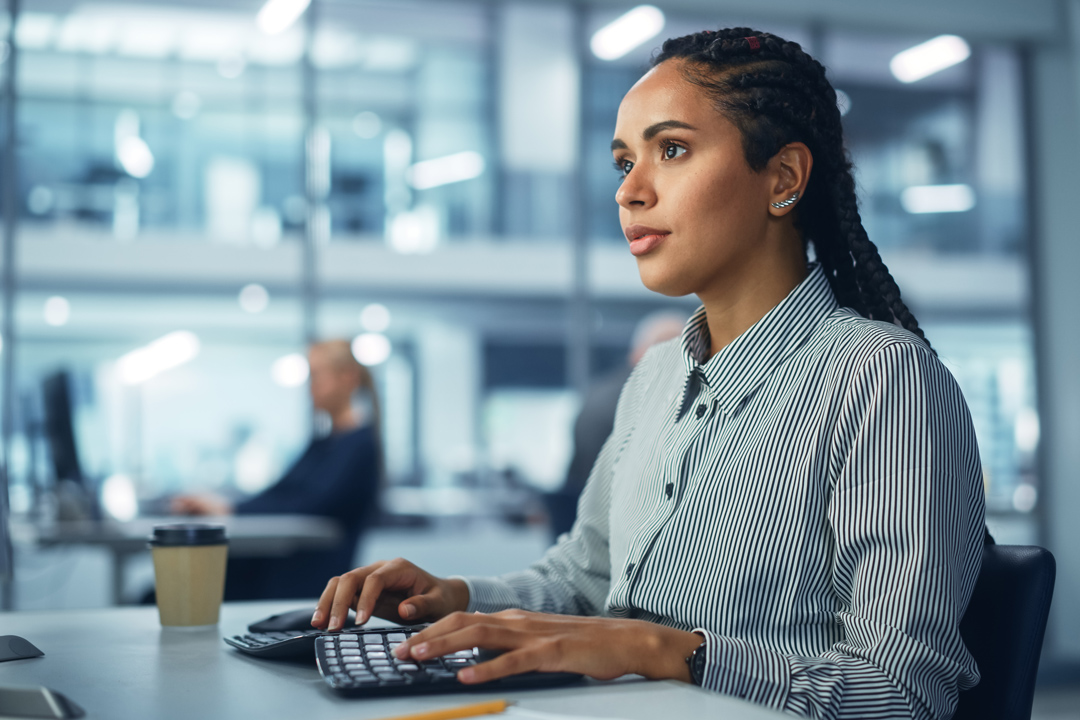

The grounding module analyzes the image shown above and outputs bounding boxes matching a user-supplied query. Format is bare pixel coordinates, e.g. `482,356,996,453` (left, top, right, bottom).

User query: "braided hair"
653,28,932,350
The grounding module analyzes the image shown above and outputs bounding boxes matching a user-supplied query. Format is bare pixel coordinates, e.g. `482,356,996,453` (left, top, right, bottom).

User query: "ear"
767,142,813,217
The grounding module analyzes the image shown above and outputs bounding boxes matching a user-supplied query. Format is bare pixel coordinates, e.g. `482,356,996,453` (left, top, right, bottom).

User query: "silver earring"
771,192,799,209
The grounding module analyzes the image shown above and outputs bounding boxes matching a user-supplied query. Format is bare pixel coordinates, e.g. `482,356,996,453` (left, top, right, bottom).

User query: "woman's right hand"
311,558,470,631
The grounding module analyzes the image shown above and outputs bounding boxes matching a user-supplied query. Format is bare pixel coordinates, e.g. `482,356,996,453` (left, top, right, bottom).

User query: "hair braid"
652,28,933,352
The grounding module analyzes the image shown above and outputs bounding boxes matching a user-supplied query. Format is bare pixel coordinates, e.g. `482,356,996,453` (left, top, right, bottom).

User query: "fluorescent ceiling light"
890,35,970,83
238,283,270,314
271,353,309,387
256,0,312,36
360,304,391,333
118,331,200,385
117,137,154,179
407,151,485,190
590,5,665,61
352,333,392,366
101,474,138,521
44,296,71,327
900,184,976,214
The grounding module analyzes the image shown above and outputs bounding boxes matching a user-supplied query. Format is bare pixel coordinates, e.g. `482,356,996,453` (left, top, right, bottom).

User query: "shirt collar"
679,263,839,417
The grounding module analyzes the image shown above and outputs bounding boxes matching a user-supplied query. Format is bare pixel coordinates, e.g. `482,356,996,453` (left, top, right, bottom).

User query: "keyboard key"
362,634,383,644
397,663,419,672
343,662,366,670
369,658,391,667
366,651,387,659
365,644,384,652
340,648,361,656
387,633,407,642
339,634,358,641
324,650,337,657
338,641,360,649
450,650,474,658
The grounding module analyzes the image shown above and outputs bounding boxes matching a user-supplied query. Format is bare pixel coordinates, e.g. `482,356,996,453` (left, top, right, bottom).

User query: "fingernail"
394,644,408,659
401,604,414,619
329,617,341,631
412,643,429,658
311,610,323,624
458,668,475,683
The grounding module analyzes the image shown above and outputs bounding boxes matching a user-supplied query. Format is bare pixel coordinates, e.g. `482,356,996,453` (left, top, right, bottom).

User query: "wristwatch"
685,633,707,686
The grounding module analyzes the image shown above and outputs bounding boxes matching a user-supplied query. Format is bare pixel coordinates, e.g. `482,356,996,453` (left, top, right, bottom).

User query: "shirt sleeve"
463,353,653,616
692,341,985,720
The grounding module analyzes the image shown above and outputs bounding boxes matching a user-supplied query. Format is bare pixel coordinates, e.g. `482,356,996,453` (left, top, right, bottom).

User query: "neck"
328,406,360,433
696,234,807,360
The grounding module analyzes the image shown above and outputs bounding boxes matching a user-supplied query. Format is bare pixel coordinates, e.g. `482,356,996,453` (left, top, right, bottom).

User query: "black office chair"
953,542,1056,720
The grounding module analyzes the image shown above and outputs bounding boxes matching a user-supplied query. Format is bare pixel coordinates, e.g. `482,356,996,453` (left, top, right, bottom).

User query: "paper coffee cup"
149,523,228,629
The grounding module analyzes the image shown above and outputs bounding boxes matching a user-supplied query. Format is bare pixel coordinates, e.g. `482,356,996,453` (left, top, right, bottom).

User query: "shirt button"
695,404,707,418
665,483,674,499
626,563,635,579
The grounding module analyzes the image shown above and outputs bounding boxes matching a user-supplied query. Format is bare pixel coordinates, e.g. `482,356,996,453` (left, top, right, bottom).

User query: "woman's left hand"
392,609,704,685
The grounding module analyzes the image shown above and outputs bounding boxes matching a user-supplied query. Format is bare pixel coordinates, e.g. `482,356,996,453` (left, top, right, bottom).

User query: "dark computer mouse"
248,607,355,633
0,635,44,662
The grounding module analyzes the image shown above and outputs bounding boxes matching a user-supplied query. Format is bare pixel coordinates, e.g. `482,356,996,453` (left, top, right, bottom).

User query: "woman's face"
612,60,775,299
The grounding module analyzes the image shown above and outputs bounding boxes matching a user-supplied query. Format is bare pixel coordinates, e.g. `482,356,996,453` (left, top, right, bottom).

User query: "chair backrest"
953,544,1056,720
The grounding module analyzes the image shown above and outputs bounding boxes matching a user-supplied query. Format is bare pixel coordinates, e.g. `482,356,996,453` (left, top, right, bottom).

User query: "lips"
624,224,670,257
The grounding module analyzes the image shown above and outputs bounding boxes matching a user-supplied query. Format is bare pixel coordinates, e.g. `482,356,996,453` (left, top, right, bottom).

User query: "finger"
329,568,372,631
397,589,440,621
355,567,397,626
396,611,473,657
312,576,339,628
402,619,513,662
458,647,542,685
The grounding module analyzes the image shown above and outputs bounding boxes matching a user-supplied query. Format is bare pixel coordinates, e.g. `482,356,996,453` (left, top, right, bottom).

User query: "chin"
636,259,697,298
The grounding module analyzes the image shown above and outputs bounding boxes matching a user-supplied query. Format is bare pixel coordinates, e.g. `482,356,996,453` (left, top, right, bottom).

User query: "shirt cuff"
452,576,521,613
691,628,790,711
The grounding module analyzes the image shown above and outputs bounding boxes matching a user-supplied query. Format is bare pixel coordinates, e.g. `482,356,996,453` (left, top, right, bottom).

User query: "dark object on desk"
0,636,44,662
225,425,379,601
0,686,85,719
953,543,1055,720
225,627,363,660
248,607,354,633
316,626,583,696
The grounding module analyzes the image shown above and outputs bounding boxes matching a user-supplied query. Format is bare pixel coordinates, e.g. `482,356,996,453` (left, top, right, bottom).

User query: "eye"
660,140,687,160
613,158,634,178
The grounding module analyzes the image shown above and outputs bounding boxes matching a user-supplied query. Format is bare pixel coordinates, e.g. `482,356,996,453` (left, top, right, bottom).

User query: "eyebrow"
610,120,698,151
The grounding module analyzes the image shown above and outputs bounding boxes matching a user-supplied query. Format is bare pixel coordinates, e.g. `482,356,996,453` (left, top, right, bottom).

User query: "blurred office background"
1,0,1079,707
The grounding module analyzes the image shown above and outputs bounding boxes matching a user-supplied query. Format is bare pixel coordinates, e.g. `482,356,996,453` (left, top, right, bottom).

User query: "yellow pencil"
371,699,511,720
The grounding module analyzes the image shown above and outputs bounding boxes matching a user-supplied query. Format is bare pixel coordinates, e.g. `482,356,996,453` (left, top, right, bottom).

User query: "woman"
175,340,382,599
312,29,984,719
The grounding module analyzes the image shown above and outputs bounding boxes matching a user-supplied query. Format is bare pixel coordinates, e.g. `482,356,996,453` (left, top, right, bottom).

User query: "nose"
615,165,656,210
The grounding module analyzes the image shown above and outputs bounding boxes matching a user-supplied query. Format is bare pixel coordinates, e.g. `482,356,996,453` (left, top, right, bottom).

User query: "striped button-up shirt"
463,264,985,720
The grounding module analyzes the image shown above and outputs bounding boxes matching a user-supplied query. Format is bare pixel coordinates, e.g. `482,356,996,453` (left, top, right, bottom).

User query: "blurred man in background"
172,339,381,599
547,311,686,539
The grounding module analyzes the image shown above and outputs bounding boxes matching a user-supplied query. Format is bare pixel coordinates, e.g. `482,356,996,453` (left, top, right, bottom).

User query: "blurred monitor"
42,370,83,485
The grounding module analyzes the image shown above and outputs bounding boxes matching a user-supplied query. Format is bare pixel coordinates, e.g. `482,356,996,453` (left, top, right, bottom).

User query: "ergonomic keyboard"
315,625,583,696
224,627,366,659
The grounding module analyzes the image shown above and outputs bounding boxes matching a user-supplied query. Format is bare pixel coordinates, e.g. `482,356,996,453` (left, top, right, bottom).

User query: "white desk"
14,516,342,604
1,601,790,720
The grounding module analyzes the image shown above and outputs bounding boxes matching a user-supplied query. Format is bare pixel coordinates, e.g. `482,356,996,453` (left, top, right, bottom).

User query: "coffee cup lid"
149,523,228,547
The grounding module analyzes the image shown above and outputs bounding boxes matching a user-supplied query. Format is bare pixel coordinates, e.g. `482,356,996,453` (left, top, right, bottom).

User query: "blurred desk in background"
12,515,341,605
0,600,790,720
